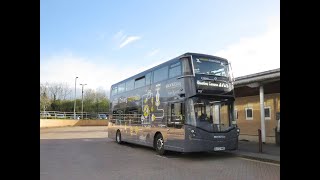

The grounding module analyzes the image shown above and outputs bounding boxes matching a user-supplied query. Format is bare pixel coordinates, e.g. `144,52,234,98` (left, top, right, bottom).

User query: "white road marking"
238,157,280,166
156,155,168,159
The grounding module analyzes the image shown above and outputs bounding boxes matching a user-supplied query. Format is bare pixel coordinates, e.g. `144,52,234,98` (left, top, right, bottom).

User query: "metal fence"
40,111,109,120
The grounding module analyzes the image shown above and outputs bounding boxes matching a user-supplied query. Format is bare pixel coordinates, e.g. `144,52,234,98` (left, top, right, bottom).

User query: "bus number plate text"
214,147,225,151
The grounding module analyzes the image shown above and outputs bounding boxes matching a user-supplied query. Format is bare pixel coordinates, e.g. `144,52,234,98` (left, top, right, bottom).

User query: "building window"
264,107,271,120
245,108,253,120
234,109,238,120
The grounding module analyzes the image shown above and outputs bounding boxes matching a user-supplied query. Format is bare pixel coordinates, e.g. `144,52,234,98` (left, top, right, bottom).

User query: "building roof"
234,68,280,87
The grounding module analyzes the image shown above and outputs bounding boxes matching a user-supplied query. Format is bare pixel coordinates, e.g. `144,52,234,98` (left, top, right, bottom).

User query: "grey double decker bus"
108,52,240,155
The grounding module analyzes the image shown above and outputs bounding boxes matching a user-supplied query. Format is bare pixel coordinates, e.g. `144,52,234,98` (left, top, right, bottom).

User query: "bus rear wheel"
116,130,122,144
155,134,165,155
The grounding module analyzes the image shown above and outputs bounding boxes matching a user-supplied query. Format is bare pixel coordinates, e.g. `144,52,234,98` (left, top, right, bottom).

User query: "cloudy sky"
40,0,279,97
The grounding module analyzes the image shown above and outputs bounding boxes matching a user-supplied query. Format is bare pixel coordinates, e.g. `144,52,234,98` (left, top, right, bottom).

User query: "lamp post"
80,83,87,120
74,77,78,119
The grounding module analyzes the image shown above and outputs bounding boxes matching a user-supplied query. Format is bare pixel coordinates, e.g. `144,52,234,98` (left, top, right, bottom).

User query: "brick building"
234,68,280,144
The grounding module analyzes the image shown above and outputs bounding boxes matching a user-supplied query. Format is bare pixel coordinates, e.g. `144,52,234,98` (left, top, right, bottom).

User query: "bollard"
258,129,262,153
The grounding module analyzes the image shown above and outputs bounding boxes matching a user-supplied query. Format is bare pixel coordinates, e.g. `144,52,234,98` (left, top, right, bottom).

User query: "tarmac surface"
40,126,280,180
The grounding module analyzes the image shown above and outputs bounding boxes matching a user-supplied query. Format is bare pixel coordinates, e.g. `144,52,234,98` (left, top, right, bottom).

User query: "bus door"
166,102,185,150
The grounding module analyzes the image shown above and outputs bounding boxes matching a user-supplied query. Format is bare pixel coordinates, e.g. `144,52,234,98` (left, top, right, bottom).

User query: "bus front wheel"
155,134,165,155
116,130,122,144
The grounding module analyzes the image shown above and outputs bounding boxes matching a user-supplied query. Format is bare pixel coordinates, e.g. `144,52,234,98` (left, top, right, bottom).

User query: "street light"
74,77,78,119
80,83,87,120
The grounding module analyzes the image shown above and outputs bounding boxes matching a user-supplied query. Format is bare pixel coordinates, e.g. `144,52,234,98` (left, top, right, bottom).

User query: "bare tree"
40,82,110,113
40,82,51,111
61,83,72,100
84,89,96,102
95,87,106,100
95,88,110,113
40,83,45,97
48,82,63,101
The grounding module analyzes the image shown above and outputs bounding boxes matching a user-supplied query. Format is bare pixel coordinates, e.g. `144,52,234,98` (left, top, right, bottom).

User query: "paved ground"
40,126,280,180
225,140,280,163
238,141,280,156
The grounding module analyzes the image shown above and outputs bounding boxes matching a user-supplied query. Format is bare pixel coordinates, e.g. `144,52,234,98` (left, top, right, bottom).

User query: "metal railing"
110,114,184,126
40,111,109,120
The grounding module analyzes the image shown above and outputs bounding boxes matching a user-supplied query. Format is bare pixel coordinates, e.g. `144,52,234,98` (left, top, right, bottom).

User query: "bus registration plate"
214,147,225,151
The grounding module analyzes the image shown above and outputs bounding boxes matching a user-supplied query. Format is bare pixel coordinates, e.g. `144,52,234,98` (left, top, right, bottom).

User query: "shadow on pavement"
119,141,235,161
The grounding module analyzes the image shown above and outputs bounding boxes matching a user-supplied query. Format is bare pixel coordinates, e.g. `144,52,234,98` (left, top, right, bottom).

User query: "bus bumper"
183,137,238,152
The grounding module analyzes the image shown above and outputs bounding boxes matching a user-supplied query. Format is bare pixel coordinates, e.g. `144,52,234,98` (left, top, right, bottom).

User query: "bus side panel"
108,123,132,143
136,125,151,146
107,122,117,141
133,125,169,148
165,125,185,152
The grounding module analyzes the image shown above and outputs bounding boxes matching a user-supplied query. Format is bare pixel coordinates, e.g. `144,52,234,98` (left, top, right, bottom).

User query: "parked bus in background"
108,52,239,155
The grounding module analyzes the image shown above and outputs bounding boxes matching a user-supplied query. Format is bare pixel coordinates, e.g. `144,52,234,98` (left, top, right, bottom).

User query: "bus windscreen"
193,57,229,77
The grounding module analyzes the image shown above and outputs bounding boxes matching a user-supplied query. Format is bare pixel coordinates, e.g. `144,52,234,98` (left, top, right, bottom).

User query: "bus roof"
179,52,228,61
110,52,228,87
